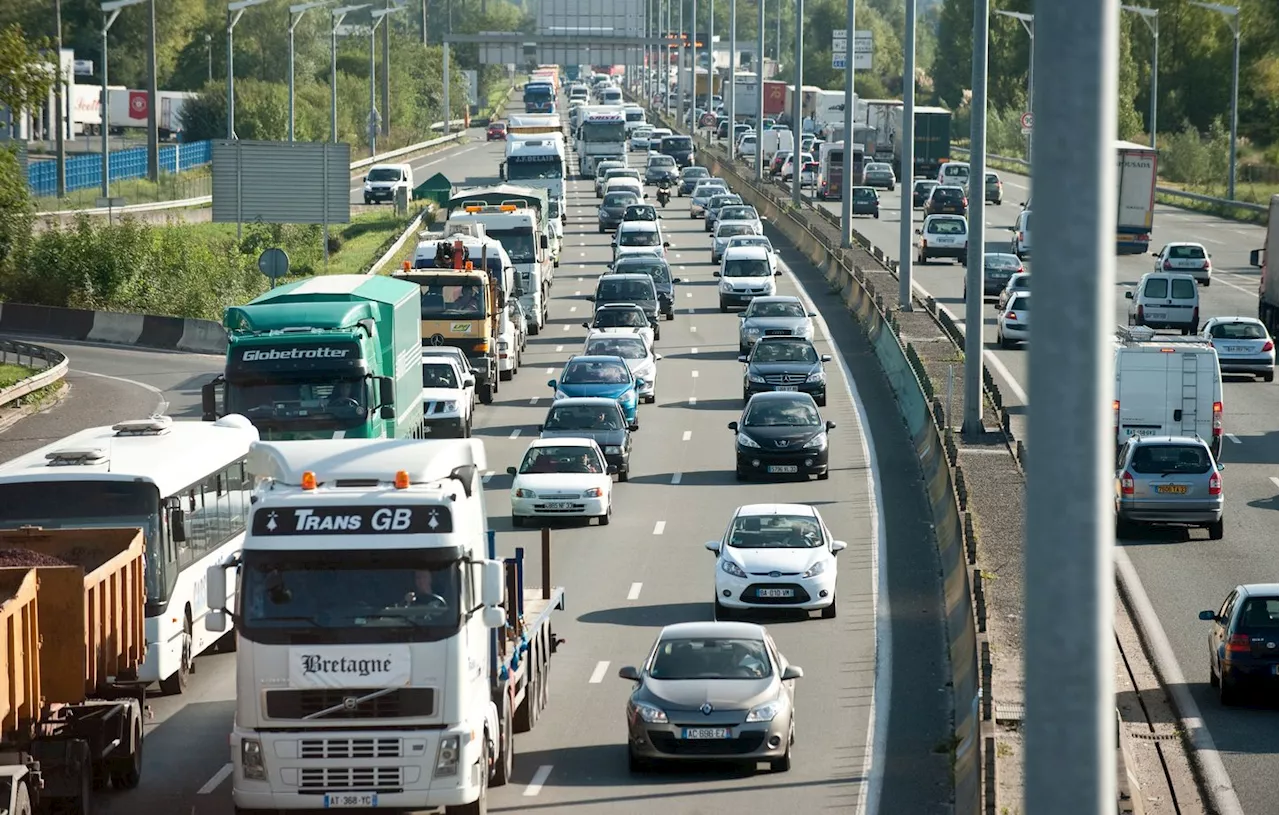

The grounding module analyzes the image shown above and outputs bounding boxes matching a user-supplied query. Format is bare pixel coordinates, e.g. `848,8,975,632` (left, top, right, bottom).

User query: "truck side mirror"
378,376,394,406
498,163,506,180
169,507,187,543
206,563,229,632
540,234,549,249
481,559,505,606
1250,248,1263,268
201,381,219,422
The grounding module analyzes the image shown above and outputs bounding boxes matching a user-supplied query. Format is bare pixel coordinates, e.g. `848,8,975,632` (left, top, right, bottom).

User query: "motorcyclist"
656,179,672,208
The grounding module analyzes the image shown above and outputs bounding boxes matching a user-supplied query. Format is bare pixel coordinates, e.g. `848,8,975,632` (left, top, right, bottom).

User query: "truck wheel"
478,383,494,405
499,367,513,382
529,321,540,336
109,709,144,789
491,698,514,788
159,612,192,695
12,781,31,815
444,739,488,815
514,660,539,732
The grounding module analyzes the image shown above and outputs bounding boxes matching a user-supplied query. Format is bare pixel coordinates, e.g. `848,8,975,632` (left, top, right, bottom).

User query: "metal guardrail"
39,121,469,219
950,146,1269,215
0,340,69,409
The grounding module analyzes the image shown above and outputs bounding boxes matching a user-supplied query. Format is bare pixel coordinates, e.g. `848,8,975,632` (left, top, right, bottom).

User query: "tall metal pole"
754,0,764,178
442,42,451,135
54,0,66,198
961,0,987,437
705,0,714,127
677,0,686,124
1227,21,1238,199
774,0,780,68
370,18,379,155
1026,27,1034,164
381,0,391,137
289,22,297,141
421,0,427,45
145,0,158,181
838,0,855,246
1025,0,1117,809
331,14,341,141
690,0,697,128
898,0,915,310
206,34,212,81
101,12,116,201
1122,7,1158,148
727,0,736,160
227,9,237,139
789,0,802,203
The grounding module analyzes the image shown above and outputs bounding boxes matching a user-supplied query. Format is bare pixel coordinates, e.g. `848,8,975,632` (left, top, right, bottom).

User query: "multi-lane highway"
0,107,961,814
773,160,1279,814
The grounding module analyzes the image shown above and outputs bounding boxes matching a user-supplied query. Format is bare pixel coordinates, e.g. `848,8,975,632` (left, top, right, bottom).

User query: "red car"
487,122,507,141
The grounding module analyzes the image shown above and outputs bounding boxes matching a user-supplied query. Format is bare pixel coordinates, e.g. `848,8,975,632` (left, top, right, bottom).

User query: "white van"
362,163,413,205
1126,272,1200,335
1113,327,1224,458
599,86,623,106
759,130,794,168
937,160,970,186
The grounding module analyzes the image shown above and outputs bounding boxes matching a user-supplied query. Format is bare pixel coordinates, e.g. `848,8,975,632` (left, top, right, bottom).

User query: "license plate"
758,588,795,598
767,465,799,473
324,793,378,808
775,385,798,391
1126,428,1158,437
1156,485,1187,494
1225,346,1249,353
544,501,574,509
682,728,730,739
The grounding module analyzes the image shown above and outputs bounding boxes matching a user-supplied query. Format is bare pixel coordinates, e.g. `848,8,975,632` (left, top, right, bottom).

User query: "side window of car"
1218,590,1238,623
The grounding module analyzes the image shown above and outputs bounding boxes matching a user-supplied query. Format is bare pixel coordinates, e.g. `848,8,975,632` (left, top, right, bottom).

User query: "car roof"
746,390,817,404
723,245,770,259
1235,583,1280,598
658,621,766,640
1128,435,1210,447
546,396,624,409
599,273,654,282
1165,241,1205,248
618,221,658,232
597,301,647,309
926,213,967,222
748,295,800,305
735,503,820,518
527,436,602,450
563,354,629,366
1203,316,1263,326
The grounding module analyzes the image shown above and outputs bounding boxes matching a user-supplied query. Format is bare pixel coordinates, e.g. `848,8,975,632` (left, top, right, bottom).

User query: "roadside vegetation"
0,363,34,390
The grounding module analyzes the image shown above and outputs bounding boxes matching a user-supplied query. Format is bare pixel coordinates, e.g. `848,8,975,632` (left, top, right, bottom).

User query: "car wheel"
599,224,606,233
1218,671,1239,706
1207,519,1225,540
1115,516,1134,539
598,505,611,526
817,469,830,481
1208,659,1220,688
654,327,662,341
918,252,928,264
816,393,827,407
769,735,793,773
719,301,729,313
735,466,748,482
627,745,651,773
999,334,1013,350
511,514,524,528
821,592,837,619
1265,371,1275,382
619,466,629,483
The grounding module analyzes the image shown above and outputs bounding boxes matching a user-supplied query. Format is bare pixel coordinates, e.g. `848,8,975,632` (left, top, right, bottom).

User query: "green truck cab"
201,275,424,440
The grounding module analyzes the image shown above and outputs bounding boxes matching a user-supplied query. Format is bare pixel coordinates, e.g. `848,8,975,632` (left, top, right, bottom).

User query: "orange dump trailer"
0,526,146,815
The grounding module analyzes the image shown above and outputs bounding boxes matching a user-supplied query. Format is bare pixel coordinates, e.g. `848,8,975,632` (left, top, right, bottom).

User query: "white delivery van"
937,160,970,186
361,162,414,204
1113,326,1224,459
1126,272,1200,335
759,130,794,168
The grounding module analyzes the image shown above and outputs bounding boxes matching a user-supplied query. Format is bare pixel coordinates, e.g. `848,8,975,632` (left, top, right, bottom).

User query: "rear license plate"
682,728,730,739
758,588,795,598
1225,346,1249,353
1126,428,1158,437
1156,485,1187,494
325,794,378,808
544,501,574,510
775,385,798,391
767,465,799,474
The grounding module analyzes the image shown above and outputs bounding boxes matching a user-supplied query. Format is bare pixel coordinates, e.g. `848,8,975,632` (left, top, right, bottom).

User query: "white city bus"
0,413,260,694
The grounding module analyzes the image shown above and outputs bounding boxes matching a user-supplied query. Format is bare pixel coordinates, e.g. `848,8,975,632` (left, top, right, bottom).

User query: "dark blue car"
549,355,644,424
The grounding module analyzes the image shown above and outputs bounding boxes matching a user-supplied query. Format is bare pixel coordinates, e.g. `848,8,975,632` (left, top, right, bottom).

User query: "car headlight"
604,445,623,454
720,280,734,292
631,701,668,724
720,559,748,578
584,487,604,498
434,734,461,777
438,400,458,412
802,433,827,449
599,208,608,218
744,326,761,337
806,371,826,383
621,391,636,404
799,323,814,337
514,488,537,498
748,373,765,383
241,738,266,781
736,432,761,448
801,560,827,578
745,700,782,723
554,390,569,399
633,364,654,380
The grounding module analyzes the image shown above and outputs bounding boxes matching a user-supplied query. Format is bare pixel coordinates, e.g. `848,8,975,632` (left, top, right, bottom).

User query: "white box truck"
1116,140,1159,255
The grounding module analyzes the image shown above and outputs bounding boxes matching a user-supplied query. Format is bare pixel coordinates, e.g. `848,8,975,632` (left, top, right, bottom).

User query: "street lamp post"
100,0,145,201
1190,1,1240,200
727,0,736,160
677,0,685,123
962,0,989,437
1120,5,1158,149
289,1,331,143
705,0,714,130
995,9,1033,165
206,33,213,81
789,0,801,204
331,5,370,142
897,0,916,310
227,0,270,141
838,0,855,247
754,0,764,179
369,4,406,156
689,0,696,129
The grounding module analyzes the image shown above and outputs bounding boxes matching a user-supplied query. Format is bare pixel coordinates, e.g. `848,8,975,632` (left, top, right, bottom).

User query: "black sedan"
611,255,682,319
851,186,880,218
740,337,831,406
678,167,711,196
598,190,641,233
912,179,939,208
1198,582,1278,705
729,392,835,481
965,253,1024,300
538,397,637,481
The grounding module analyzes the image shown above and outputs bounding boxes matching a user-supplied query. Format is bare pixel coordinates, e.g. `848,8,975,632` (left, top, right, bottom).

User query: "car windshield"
867,164,889,172
682,168,709,180
723,258,772,277
916,181,937,191
1008,275,1030,291
710,196,740,208
422,363,458,389
562,359,633,385
934,188,962,200
649,156,675,167
728,513,824,548
1236,597,1279,635
729,237,772,251
1129,444,1212,475
1168,245,1206,259
718,224,755,238
753,341,818,363
748,301,805,319
648,637,772,680
594,308,648,327
1009,295,1030,311
600,279,655,300
366,168,402,182
596,163,624,179
1208,322,1267,340
854,188,876,200
607,169,640,180
985,255,1021,271
618,230,660,246
662,136,693,151
695,185,727,198
744,399,821,427
928,219,966,235
518,446,605,474
586,336,647,359
624,205,658,221
616,260,670,282
603,192,638,208
720,207,755,220
418,282,487,318
483,228,535,263
507,156,563,180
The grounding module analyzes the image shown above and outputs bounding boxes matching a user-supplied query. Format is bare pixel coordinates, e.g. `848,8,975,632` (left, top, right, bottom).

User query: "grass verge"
0,363,35,390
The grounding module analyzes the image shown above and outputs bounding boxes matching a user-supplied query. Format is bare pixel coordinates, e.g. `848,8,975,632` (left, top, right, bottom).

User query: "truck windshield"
366,167,402,182
420,282,487,318
524,86,552,101
239,550,463,644
582,121,626,142
484,228,536,263
507,157,563,180
226,377,370,429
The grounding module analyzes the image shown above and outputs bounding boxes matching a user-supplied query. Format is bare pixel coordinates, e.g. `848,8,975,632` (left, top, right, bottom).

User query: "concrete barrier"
0,303,226,355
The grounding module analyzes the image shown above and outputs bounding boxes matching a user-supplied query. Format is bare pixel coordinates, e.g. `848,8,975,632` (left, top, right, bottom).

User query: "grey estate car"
738,296,815,353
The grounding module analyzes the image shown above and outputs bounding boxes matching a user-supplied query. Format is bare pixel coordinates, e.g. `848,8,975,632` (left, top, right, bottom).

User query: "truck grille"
299,766,402,791
265,688,435,720
300,738,402,759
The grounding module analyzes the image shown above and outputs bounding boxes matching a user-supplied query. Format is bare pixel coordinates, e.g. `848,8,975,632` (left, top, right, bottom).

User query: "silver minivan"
1126,272,1200,335
1115,435,1225,540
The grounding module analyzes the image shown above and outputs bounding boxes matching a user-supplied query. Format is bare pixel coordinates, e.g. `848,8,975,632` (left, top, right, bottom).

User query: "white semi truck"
206,438,564,815
574,107,628,178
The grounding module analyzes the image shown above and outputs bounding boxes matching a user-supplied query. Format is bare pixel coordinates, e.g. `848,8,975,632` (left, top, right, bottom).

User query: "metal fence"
27,141,214,198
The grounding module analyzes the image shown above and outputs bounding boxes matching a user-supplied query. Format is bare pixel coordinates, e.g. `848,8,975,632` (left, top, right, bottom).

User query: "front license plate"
682,728,730,739
775,385,798,391
544,501,574,510
324,793,378,808
767,465,799,474
758,588,795,598
1156,485,1187,495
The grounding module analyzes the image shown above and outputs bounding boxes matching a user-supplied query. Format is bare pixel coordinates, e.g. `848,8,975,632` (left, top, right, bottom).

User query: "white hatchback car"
717,245,780,311
508,438,614,526
1153,241,1213,286
917,214,969,265
996,291,1030,348
420,353,475,437
705,504,847,619
583,330,662,403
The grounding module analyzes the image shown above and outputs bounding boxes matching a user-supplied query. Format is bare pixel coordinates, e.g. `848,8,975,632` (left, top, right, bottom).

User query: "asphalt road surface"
775,162,1279,815
0,109,960,814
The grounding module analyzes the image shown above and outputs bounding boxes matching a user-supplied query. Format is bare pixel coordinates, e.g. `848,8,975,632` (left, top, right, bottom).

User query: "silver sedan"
738,296,815,353
1199,316,1275,381
689,182,729,218
619,621,802,772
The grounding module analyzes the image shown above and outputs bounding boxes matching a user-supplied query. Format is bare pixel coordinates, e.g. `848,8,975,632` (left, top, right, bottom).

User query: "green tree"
0,23,51,277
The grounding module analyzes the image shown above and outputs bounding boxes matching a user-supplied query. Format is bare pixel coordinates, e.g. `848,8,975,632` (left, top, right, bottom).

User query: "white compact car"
629,126,654,151
997,291,1030,348
1153,241,1213,286
508,438,614,526
705,503,847,619
420,353,475,437
584,330,662,403
716,245,781,311
723,235,779,274
917,214,969,265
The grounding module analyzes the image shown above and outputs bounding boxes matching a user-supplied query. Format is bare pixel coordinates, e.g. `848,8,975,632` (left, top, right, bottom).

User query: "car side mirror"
506,466,518,476
663,241,670,248
821,354,832,362
463,377,475,388
361,175,367,182
781,665,804,681
737,355,748,362
205,563,229,632
1124,291,1134,299
808,312,817,317
704,540,721,553
586,294,596,301
547,379,557,388
914,228,922,235
1198,610,1216,621
672,277,683,283
832,540,848,553
540,235,549,249
1217,463,1225,471
617,665,641,681
655,354,663,361
169,508,187,542
774,270,782,276
826,420,836,430
628,423,640,431
713,271,721,277
727,421,739,431
1150,252,1158,258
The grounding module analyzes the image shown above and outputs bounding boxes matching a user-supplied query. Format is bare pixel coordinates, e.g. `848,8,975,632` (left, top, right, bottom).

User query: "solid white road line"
690,325,697,332
523,765,554,797
682,430,692,441
197,763,233,795
686,291,693,297
509,429,522,439
1270,476,1280,489
652,521,666,535
628,582,643,600
691,347,698,354
1225,433,1241,444
588,661,610,684
671,472,682,485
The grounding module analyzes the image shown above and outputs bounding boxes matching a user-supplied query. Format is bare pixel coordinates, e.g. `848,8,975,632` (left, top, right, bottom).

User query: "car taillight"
1120,471,1135,495
1006,312,1018,320
1202,260,1210,270
1225,633,1250,653
1212,401,1222,438
962,197,968,206
1263,339,1275,353
1113,399,1120,443
1137,305,1144,321
1191,307,1199,326
1163,259,1172,270
921,239,928,248
1208,471,1222,495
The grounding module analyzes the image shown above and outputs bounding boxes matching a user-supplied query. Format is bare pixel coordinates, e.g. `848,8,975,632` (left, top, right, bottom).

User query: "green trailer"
202,275,425,440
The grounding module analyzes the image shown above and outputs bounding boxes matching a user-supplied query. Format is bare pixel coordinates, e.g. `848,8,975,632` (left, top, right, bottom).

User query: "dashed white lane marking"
686,291,693,297
574,290,581,296
545,368,553,375
564,324,571,331
690,325,698,332
579,251,586,256
688,396,697,406
555,345,564,352
628,582,643,600
569,306,578,312
653,520,666,535
524,765,553,796
529,397,539,406
1226,433,1241,444
1270,477,1280,489
589,661,610,683
198,763,233,795
682,430,692,441
691,347,698,354
691,370,699,378
509,429,522,439
482,471,495,485
577,277,583,282
671,472,683,485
